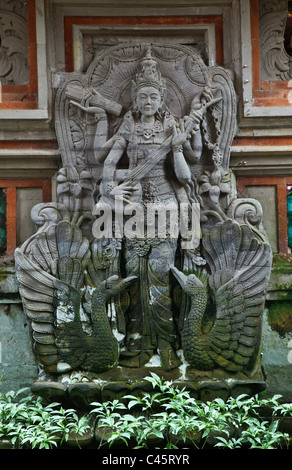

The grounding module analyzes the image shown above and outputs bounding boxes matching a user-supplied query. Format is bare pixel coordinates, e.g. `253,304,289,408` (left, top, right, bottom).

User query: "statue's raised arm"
66,84,123,164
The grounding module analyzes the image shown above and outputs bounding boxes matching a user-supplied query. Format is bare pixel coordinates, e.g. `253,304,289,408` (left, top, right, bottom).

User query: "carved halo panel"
55,42,236,181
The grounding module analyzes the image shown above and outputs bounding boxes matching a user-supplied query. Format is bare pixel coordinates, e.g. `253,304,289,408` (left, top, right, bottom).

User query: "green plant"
1,374,291,449
90,372,292,449
0,388,90,449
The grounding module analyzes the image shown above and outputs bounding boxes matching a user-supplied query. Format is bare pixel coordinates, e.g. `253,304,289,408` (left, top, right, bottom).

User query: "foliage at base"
1,373,292,449
0,386,89,449
90,373,292,449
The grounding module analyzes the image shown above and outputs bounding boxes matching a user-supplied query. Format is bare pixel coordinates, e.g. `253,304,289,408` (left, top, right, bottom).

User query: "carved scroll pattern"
0,0,29,85
259,0,292,80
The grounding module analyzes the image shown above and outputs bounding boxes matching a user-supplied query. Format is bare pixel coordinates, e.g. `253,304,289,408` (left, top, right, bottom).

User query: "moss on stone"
267,302,292,336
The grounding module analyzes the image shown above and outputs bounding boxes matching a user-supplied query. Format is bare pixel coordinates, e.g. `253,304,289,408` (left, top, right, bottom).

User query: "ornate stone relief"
0,0,29,85
260,0,292,80
15,43,272,396
81,29,212,72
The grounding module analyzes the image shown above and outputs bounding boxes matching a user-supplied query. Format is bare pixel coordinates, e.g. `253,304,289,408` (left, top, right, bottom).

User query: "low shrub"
90,373,292,449
0,386,89,449
1,373,291,449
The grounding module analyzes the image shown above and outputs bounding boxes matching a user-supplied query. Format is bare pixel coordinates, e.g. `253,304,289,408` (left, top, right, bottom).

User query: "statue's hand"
70,100,107,117
172,121,188,149
109,181,141,203
183,109,203,135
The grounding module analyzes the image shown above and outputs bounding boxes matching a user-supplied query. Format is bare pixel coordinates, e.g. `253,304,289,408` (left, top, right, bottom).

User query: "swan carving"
15,220,136,374
171,219,272,372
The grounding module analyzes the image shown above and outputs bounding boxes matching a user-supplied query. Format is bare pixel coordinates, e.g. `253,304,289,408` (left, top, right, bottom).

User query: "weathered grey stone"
0,304,38,394
30,381,67,402
14,42,272,399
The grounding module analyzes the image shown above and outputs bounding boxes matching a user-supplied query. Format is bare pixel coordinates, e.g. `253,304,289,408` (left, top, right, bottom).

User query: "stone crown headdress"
132,46,167,100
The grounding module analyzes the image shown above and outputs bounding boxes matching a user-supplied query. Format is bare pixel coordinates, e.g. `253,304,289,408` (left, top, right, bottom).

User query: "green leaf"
127,400,141,409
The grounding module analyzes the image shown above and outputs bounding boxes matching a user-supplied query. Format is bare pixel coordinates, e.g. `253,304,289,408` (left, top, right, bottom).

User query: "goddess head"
131,46,167,118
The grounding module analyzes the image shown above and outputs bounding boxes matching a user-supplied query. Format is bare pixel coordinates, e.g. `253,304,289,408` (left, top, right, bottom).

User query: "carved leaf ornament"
260,0,292,80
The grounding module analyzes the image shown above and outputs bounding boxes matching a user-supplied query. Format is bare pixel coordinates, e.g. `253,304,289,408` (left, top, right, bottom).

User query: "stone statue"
75,47,218,371
15,43,272,392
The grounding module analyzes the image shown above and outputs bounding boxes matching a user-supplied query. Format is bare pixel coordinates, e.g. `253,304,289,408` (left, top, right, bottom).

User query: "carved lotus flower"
198,168,230,204
57,166,93,199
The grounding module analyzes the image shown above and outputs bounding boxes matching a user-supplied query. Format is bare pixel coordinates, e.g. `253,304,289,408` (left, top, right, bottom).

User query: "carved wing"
15,220,91,374
202,219,272,371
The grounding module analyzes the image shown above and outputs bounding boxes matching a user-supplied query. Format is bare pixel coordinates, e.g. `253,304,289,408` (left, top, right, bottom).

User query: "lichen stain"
268,303,292,337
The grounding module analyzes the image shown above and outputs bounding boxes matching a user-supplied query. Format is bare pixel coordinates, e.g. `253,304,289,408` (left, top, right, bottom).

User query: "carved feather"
16,220,127,374
15,220,90,374
15,248,65,373
201,219,272,371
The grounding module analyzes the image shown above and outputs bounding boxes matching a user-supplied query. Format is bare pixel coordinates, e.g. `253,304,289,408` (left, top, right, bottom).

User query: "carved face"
135,86,162,117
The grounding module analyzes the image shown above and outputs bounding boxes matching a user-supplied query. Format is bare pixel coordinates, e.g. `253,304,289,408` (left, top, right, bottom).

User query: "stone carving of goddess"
75,48,205,371
16,43,272,388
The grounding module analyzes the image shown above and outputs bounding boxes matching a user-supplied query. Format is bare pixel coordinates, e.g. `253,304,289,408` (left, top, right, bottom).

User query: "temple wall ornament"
0,0,29,85
15,43,272,399
260,0,292,81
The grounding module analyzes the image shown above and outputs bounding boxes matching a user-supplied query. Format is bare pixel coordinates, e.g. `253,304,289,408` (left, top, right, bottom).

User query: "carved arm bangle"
172,145,183,153
96,115,108,122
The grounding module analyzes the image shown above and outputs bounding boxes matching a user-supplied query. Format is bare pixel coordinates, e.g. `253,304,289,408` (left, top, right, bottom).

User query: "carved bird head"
171,266,205,296
92,274,137,303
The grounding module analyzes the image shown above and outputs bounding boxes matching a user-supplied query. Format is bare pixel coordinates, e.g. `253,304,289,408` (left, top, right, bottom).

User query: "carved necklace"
135,120,163,140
